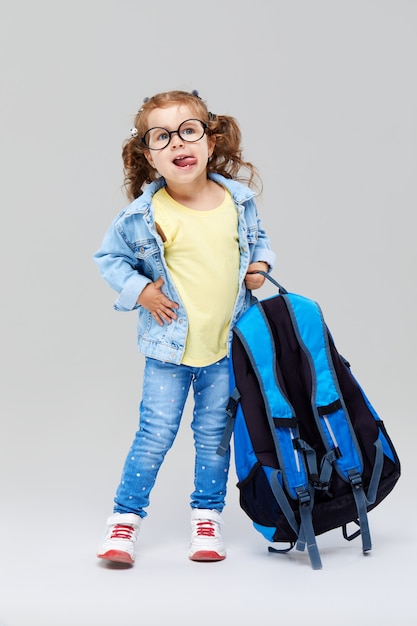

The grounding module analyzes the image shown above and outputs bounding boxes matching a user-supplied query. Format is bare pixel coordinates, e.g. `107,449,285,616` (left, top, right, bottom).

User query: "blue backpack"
218,274,400,569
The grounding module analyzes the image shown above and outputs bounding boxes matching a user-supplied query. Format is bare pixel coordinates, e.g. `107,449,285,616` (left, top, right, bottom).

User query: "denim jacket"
94,172,276,364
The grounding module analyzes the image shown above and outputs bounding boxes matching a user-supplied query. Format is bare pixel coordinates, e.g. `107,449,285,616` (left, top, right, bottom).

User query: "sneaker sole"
97,550,134,565
189,550,226,562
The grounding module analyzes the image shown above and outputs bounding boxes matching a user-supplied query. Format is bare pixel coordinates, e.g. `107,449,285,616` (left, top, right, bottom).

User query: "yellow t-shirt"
153,187,239,366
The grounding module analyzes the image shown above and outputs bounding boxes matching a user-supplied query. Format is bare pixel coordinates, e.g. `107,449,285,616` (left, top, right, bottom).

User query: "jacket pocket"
132,239,163,279
133,239,160,259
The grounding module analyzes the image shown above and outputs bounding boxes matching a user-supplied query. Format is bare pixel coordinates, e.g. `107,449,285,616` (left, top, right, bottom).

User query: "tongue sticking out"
174,156,197,168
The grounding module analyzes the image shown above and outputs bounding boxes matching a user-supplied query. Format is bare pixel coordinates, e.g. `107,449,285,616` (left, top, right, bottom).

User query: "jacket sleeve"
251,213,276,270
93,220,152,312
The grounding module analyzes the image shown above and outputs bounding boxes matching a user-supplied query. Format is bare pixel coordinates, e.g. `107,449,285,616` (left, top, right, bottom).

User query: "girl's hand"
137,277,179,326
244,262,269,290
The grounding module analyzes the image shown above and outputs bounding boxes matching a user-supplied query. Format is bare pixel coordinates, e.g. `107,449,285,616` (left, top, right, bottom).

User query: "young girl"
94,89,275,565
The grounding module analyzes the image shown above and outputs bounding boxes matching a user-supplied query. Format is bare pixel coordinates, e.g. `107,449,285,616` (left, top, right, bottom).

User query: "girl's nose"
169,131,184,148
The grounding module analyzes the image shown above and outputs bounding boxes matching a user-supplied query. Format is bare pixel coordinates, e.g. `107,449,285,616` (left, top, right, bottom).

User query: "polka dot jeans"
113,356,231,517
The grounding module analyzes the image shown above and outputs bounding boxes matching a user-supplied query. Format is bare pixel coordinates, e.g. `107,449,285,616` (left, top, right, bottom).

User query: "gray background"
1,1,415,624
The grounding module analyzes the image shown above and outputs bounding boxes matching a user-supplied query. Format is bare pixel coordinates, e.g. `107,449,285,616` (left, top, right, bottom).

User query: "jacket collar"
124,173,255,216
208,172,256,204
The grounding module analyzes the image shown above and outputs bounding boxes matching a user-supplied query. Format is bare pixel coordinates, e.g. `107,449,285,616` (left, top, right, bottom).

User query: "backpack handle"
257,271,288,294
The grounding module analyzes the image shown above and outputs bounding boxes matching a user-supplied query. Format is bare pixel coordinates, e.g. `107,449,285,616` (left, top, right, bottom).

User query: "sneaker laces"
195,520,216,537
110,524,136,540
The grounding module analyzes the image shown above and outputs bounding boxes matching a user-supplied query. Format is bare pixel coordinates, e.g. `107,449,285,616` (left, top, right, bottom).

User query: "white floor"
0,424,413,626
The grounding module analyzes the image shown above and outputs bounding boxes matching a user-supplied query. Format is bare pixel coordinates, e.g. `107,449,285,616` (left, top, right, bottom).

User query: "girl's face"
144,103,215,189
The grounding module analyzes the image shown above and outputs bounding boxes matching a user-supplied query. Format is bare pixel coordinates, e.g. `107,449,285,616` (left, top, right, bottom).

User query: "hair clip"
138,97,150,113
191,90,215,119
130,127,138,138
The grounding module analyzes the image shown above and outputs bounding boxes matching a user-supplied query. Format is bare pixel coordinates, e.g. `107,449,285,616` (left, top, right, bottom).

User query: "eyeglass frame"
141,118,209,151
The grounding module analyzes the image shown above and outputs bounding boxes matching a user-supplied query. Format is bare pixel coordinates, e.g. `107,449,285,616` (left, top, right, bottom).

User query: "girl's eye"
156,130,169,141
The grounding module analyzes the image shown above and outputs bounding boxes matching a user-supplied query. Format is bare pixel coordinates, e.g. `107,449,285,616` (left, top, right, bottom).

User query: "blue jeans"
113,356,231,517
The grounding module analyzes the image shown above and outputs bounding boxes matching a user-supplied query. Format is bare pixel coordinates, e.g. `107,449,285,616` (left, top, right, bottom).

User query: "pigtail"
122,136,157,201
206,115,259,190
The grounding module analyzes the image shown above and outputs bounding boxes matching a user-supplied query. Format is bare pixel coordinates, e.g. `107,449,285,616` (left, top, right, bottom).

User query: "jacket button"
178,318,183,324
140,246,145,254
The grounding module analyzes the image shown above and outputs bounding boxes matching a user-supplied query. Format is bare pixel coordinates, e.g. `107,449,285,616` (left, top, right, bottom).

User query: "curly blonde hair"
122,90,261,200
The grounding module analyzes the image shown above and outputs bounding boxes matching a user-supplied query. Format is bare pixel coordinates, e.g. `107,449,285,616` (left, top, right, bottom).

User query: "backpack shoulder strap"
283,293,384,553
232,301,323,569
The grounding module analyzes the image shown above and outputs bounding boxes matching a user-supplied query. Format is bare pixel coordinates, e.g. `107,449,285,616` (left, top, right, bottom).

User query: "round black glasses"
142,119,208,150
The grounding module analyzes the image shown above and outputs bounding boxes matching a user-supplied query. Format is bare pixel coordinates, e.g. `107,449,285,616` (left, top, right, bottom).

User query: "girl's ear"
144,150,155,168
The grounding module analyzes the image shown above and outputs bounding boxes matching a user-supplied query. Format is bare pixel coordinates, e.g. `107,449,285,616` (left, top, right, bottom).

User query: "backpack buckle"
225,388,240,419
348,469,363,489
296,488,311,507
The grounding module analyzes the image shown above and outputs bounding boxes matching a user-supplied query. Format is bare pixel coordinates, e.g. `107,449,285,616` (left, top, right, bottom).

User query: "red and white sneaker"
97,513,141,564
189,509,226,561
